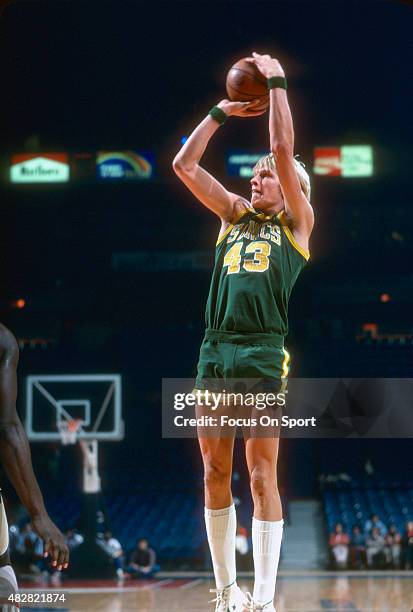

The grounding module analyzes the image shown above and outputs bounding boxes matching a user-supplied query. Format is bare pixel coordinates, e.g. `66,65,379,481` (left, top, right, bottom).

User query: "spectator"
385,525,402,568
127,538,159,579
65,528,84,551
8,524,20,556
329,523,349,569
98,530,125,579
403,521,413,569
17,522,43,576
16,522,61,583
350,525,366,569
366,527,386,568
9,523,25,575
364,514,387,537
235,524,250,571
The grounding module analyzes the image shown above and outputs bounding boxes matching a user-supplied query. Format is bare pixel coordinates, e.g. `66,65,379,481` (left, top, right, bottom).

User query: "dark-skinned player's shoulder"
231,197,254,224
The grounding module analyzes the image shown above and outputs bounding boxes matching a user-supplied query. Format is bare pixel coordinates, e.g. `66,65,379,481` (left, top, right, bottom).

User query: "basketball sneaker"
243,592,276,611
209,581,246,611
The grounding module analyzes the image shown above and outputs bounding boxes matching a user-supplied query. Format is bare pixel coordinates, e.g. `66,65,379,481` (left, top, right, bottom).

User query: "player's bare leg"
244,436,282,611
198,434,245,611
199,436,234,510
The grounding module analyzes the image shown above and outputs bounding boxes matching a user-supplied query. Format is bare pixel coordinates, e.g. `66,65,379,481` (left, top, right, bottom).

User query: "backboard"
25,374,124,442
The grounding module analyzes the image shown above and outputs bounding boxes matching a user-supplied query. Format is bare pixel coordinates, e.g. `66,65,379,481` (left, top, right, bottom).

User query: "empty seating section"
42,487,204,561
322,479,413,533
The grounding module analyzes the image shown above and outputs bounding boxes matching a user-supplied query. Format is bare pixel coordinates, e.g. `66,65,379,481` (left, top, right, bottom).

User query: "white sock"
252,517,283,605
205,504,236,589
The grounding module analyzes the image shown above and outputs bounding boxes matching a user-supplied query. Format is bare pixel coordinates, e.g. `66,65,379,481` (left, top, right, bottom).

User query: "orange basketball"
226,58,269,111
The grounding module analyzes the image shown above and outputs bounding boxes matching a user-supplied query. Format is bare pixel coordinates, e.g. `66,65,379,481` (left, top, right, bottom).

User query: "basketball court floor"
19,572,413,611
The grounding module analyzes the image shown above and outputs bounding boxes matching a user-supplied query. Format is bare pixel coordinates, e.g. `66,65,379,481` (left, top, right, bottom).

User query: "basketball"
226,58,269,110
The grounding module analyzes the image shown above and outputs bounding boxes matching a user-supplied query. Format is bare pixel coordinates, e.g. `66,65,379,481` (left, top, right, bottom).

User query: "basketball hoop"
58,419,81,445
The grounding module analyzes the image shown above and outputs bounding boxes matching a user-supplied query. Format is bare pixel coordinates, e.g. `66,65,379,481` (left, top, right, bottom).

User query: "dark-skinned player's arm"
172,99,265,227
0,325,69,570
247,53,314,248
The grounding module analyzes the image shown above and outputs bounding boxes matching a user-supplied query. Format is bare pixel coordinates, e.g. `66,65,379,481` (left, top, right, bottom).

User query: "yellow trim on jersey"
216,223,234,246
281,347,291,379
216,207,254,246
255,212,274,222
277,212,310,261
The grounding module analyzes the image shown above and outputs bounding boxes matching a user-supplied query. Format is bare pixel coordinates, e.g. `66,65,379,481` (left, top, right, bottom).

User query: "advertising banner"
10,153,70,183
314,146,373,177
96,151,154,180
226,152,268,178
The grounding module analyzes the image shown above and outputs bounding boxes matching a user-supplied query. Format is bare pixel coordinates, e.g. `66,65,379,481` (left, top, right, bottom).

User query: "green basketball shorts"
195,329,290,393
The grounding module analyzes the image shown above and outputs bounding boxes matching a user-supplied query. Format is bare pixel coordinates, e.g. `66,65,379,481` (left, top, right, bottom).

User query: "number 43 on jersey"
223,240,271,275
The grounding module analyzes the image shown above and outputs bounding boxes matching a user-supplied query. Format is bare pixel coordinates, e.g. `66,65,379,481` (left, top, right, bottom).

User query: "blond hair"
253,153,311,201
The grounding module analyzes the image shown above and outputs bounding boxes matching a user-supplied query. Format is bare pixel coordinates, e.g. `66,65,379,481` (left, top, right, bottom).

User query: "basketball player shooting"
173,52,313,611
0,324,69,604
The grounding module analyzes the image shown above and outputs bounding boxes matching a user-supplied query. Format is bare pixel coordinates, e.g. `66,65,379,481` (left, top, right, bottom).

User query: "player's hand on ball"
217,98,267,118
245,52,285,79
32,513,70,570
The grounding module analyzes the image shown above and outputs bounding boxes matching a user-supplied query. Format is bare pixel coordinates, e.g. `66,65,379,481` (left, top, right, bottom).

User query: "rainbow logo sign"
96,151,154,180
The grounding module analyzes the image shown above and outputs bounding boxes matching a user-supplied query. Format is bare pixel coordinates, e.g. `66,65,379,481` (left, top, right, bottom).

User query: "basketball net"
58,419,81,445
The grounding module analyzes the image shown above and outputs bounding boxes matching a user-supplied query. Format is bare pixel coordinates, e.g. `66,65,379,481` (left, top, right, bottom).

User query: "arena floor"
18,572,413,611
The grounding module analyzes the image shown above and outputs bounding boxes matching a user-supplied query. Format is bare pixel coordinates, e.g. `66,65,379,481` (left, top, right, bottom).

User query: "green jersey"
205,207,309,337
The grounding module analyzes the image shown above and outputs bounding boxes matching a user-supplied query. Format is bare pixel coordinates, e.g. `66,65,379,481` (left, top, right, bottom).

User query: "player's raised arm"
172,99,264,222
0,325,69,570
246,53,314,236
